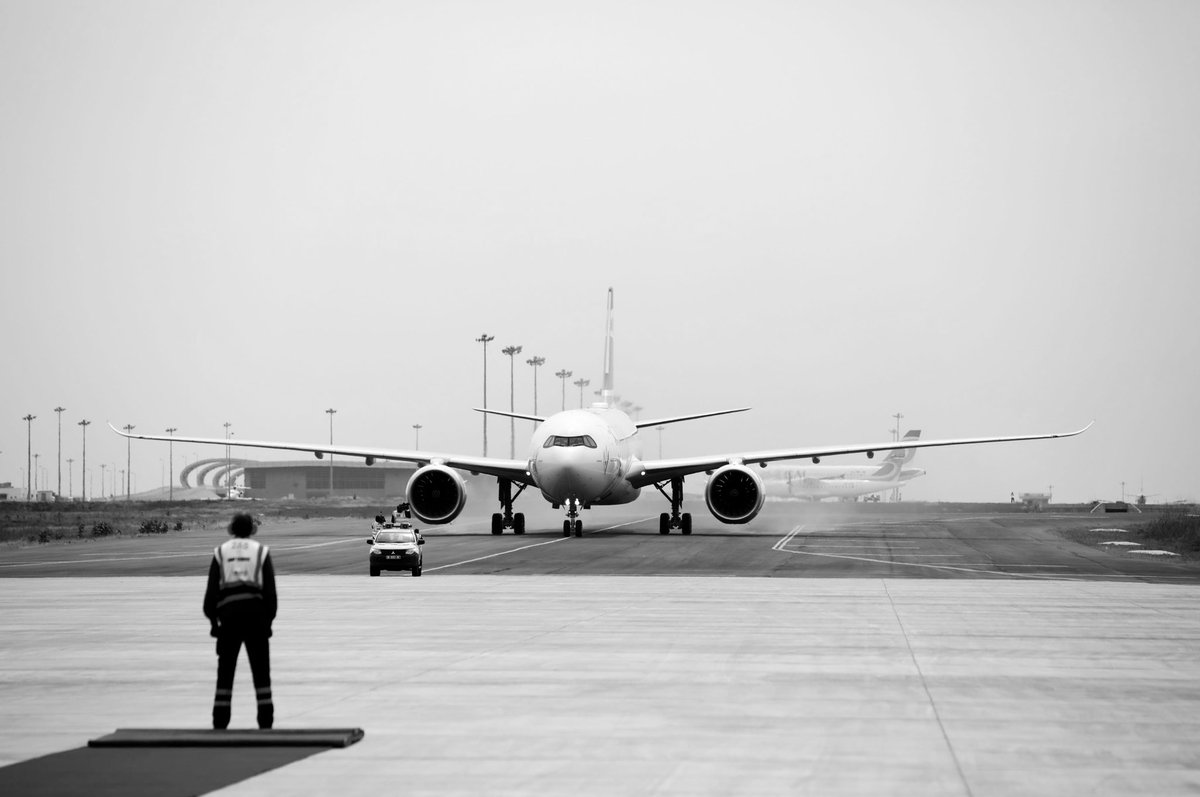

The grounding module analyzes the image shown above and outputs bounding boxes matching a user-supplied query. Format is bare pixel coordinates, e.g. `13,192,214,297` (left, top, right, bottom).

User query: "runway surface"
1,501,1196,582
2,503,1199,795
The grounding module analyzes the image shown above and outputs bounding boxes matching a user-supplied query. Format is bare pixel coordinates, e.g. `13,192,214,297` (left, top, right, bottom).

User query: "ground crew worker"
203,513,277,730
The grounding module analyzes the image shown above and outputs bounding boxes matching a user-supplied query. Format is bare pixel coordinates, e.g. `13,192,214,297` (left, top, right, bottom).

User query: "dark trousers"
212,612,273,729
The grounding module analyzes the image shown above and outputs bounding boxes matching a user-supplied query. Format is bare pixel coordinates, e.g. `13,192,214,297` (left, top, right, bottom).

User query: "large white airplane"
763,430,925,501
112,290,1091,537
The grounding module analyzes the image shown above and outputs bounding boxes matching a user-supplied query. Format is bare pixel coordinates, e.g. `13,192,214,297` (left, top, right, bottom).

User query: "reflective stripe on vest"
215,538,268,591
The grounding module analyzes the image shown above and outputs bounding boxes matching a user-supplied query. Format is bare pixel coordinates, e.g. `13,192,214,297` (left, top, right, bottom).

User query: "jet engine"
405,464,467,524
704,464,765,524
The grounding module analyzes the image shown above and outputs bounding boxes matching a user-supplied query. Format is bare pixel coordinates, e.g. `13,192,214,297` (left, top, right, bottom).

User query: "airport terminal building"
242,461,417,501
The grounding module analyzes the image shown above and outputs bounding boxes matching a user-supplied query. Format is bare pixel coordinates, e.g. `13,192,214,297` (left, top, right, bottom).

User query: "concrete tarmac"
2,504,1199,795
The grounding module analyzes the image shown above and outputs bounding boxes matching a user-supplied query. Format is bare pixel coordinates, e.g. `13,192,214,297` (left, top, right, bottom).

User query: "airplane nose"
534,447,594,501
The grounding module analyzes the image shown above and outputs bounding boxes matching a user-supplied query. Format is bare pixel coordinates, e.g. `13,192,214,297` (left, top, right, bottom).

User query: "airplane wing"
108,424,533,484
626,422,1093,489
634,408,751,429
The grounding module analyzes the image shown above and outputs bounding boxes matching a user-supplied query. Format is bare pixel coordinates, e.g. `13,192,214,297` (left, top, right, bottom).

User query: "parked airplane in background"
763,430,926,501
112,290,1091,537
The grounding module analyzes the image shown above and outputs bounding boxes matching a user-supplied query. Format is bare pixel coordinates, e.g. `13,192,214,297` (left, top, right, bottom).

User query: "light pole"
101,463,107,499
573,378,590,408
223,422,232,499
526,355,545,418
325,408,336,498
166,428,177,502
66,458,74,499
54,406,65,499
22,414,35,501
34,453,40,493
555,369,572,411
891,412,903,502
501,344,522,458
77,419,90,502
656,425,666,458
476,333,494,456
412,423,422,449
122,424,135,501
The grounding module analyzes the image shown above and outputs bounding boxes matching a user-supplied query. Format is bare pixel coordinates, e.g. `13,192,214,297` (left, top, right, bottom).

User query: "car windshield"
375,530,416,544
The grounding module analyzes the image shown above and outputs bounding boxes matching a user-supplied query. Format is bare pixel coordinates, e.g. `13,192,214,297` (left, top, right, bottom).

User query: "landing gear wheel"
563,520,572,537
513,513,526,535
491,513,503,535
681,513,692,536
411,566,422,577
573,520,583,537
370,566,380,577
659,513,670,535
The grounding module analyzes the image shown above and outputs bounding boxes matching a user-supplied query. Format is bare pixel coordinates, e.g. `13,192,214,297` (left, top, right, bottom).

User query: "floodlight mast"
78,419,90,502
122,424,135,501
526,356,545,419
166,428,177,501
475,334,494,456
23,414,35,501
555,369,573,411
501,345,523,458
325,409,336,497
54,407,66,499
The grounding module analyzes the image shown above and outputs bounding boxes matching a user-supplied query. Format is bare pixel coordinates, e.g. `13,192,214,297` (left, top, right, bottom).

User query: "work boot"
256,686,274,729
213,687,232,729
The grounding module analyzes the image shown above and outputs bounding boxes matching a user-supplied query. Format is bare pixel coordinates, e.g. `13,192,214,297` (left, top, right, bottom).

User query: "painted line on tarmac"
0,536,362,569
773,525,1084,580
0,550,211,568
274,538,363,551
427,517,652,572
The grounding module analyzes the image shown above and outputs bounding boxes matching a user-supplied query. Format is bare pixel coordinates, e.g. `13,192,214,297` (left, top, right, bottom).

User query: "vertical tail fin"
600,287,615,408
868,430,922,479
885,430,921,463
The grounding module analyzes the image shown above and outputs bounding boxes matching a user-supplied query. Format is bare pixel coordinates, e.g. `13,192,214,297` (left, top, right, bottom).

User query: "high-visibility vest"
215,538,269,594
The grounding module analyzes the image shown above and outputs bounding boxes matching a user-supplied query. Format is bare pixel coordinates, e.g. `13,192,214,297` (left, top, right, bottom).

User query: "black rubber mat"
89,727,365,748
0,745,325,797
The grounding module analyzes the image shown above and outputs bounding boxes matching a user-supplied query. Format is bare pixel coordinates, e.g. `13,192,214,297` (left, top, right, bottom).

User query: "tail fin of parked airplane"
866,430,922,480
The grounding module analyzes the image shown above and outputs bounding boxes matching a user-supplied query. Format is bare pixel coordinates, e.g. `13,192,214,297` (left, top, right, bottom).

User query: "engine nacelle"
405,464,467,525
704,464,765,524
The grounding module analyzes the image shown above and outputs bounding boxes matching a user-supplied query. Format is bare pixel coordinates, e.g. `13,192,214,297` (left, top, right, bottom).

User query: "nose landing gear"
655,476,692,535
561,499,583,538
491,478,527,535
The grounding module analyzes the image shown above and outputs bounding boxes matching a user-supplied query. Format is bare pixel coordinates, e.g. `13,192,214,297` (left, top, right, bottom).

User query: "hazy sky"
2,1,1197,504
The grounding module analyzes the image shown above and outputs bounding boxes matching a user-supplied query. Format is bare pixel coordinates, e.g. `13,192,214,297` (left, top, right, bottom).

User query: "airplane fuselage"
527,408,643,507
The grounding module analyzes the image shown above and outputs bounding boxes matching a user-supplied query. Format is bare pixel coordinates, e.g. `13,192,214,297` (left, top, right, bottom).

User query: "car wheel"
370,566,380,577
412,566,422,577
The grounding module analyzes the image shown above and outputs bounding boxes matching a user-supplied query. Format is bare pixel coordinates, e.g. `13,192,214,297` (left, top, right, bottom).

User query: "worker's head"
375,514,385,523
229,513,256,538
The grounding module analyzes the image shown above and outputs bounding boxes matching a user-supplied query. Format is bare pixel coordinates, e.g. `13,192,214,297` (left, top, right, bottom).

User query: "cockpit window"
542,435,598,448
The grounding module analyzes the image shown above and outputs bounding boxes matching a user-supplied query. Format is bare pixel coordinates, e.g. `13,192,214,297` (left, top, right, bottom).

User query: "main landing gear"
562,499,583,538
655,476,692,535
491,478,527,535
